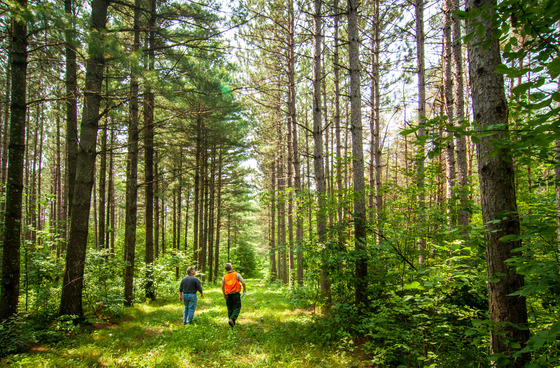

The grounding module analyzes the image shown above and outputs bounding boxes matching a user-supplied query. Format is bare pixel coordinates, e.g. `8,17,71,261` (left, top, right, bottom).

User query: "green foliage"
231,239,259,278
2,284,364,367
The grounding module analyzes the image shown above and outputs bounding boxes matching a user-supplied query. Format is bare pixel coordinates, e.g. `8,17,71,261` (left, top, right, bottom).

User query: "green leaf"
403,281,425,290
511,82,532,96
477,25,485,40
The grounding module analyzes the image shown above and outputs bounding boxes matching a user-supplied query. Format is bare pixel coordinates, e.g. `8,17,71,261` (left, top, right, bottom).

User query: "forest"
0,0,559,366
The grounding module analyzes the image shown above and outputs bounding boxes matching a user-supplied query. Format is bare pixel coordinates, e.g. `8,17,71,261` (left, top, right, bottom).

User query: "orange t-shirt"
223,272,241,295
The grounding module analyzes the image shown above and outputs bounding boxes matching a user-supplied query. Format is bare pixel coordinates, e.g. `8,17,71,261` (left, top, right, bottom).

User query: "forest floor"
2,281,368,368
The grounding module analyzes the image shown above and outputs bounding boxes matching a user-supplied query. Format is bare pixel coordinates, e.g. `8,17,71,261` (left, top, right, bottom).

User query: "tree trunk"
207,147,216,282
107,125,116,255
65,0,78,224
124,0,141,307
98,109,108,251
452,0,469,233
0,0,27,320
348,0,368,310
466,0,529,363
277,126,287,284
144,0,156,298
214,148,224,282
443,0,457,226
193,116,202,265
371,0,383,241
60,0,109,318
270,159,277,281
313,0,329,301
415,0,427,265
333,0,345,249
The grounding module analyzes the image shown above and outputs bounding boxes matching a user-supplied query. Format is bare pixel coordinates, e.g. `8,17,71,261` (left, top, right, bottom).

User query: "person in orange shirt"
221,263,246,327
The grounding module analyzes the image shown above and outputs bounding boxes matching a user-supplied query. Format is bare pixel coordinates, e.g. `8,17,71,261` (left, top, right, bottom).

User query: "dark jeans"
226,292,242,322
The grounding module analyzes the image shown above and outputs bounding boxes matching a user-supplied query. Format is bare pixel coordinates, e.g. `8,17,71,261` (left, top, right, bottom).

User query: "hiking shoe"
228,319,235,327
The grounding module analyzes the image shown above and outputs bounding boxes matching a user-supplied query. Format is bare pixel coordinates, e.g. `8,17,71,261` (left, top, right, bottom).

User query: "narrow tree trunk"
466,0,529,363
65,0,78,224
270,160,277,281
1,46,10,192
60,0,109,318
313,0,329,301
123,0,141,306
107,125,116,255
144,0,156,297
277,125,287,284
333,0,344,248
98,116,107,250
0,0,27,320
155,155,160,259
288,0,304,285
443,0,457,226
348,0,368,310
207,147,216,282
193,116,202,265
452,0,469,233
415,0,427,265
214,148,224,281
287,0,298,286
371,0,383,242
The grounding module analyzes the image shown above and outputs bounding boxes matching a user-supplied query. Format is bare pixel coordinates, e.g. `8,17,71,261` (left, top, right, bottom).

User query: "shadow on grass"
2,282,361,368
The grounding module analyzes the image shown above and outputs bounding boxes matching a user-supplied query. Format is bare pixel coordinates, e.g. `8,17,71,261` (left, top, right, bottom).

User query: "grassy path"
3,281,364,367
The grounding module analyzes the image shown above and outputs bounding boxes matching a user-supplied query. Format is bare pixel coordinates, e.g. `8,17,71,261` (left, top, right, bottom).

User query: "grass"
1,281,365,368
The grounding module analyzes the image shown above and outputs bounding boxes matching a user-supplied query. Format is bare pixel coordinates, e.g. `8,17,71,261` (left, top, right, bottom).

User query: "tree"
60,0,110,318
348,0,367,310
415,0,427,265
144,0,157,301
0,0,28,321
123,0,141,307
313,0,329,300
466,0,529,363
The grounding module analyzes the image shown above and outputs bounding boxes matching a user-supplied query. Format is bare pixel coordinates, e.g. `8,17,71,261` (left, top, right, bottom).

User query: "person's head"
224,263,233,271
187,266,196,275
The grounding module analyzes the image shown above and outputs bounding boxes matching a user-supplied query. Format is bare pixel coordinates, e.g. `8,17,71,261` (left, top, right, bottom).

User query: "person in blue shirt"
179,266,204,325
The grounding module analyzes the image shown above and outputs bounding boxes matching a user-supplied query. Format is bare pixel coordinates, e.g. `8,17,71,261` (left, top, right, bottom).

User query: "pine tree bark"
415,0,427,265
193,116,202,265
453,0,469,232
277,125,287,284
207,148,216,282
144,0,156,298
270,159,277,281
60,0,109,318
124,0,141,306
213,148,224,282
287,0,304,284
371,0,383,241
65,0,78,223
466,0,529,363
348,0,368,309
443,0,457,225
98,121,107,251
0,0,27,320
313,0,329,300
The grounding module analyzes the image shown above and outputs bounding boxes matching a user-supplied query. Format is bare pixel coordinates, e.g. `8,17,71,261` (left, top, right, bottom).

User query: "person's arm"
222,278,226,299
197,279,204,299
237,273,247,296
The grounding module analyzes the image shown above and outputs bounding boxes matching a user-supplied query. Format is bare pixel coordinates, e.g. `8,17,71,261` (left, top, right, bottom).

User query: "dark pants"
226,292,242,322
